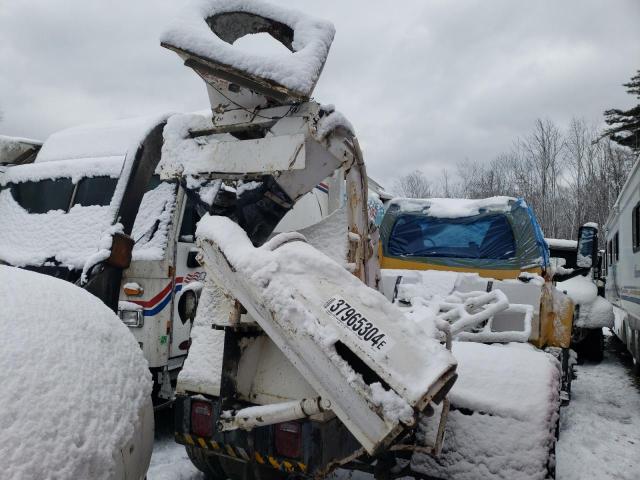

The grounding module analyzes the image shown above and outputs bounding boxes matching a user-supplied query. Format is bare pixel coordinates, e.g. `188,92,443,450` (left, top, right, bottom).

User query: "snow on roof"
546,237,577,250
390,196,516,218
160,0,335,98
36,115,168,164
0,266,152,479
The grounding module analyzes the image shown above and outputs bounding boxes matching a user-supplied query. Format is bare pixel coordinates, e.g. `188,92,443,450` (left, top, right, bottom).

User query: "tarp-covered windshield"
389,213,516,260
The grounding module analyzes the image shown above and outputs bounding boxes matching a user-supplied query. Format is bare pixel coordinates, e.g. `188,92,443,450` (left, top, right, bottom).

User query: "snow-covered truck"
0,114,341,403
603,156,640,369
547,234,614,362
153,2,467,479
375,197,600,478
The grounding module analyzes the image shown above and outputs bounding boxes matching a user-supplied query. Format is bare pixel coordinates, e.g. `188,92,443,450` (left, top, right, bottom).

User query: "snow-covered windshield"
388,213,516,260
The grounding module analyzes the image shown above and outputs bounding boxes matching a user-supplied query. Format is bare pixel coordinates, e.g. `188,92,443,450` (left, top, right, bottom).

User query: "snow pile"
392,196,515,218
296,206,348,266
196,215,456,419
546,237,577,250
36,116,165,164
558,275,614,328
315,107,355,139
157,112,231,180
131,182,178,261
0,266,152,479
177,280,228,396
81,223,124,283
1,156,124,184
413,342,560,480
161,0,335,98
0,189,118,269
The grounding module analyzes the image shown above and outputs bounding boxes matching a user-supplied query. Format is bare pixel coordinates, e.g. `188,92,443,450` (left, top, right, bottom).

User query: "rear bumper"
174,394,361,476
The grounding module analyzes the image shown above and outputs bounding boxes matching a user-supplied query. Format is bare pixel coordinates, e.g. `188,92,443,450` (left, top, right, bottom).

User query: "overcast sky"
1,0,638,186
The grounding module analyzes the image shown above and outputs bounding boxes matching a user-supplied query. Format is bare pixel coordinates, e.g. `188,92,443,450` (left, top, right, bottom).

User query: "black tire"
185,445,227,480
582,329,604,362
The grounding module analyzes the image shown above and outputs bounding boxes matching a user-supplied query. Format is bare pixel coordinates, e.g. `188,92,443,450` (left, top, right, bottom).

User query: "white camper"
603,157,640,368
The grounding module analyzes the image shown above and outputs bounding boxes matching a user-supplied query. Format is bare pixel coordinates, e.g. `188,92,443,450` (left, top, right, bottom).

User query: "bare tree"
394,170,432,198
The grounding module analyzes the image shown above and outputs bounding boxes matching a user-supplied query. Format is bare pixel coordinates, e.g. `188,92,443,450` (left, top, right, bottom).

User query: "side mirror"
577,223,598,269
106,232,134,269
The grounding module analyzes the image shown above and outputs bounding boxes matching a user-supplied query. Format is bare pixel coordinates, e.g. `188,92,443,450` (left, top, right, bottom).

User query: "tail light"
191,400,213,438
275,421,302,459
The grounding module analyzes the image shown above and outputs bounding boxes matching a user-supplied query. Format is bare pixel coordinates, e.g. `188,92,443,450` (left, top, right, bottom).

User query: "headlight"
119,309,144,328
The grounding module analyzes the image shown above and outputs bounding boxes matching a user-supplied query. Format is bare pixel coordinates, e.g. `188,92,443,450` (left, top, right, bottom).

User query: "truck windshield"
72,176,118,207
388,213,517,260
9,175,118,213
10,178,75,214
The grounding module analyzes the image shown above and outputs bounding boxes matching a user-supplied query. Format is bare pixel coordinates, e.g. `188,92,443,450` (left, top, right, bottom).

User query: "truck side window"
72,176,118,207
10,178,74,214
179,195,202,243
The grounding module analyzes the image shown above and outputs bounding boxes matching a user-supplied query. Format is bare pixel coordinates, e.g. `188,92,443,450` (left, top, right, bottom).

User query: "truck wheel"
185,446,227,479
582,329,604,362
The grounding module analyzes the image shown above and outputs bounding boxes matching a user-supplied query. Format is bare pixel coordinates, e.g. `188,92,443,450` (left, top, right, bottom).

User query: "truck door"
170,192,206,360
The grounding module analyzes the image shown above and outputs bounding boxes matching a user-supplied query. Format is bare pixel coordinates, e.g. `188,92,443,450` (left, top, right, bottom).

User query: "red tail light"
191,400,213,437
275,421,302,459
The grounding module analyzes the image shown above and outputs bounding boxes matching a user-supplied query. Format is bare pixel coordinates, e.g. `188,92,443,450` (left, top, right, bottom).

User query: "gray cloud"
1,0,638,188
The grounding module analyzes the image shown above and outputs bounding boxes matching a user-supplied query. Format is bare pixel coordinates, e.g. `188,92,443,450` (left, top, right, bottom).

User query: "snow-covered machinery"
548,230,614,362
161,1,461,478
376,197,602,478
0,111,351,404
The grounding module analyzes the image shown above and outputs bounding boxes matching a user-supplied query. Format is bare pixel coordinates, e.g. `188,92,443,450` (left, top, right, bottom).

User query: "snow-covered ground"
149,332,640,479
556,332,640,480
147,409,203,480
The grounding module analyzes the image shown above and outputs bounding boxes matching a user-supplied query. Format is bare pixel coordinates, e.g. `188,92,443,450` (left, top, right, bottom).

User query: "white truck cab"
0,114,341,403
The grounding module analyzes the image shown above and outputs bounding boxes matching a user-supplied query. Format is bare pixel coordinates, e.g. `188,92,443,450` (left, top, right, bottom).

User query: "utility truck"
155,2,463,479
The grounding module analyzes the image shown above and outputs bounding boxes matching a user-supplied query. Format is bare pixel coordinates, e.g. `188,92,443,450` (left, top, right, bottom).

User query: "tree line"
394,70,640,240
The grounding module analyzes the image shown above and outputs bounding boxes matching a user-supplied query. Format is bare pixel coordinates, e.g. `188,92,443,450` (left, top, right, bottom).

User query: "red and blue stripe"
131,277,183,317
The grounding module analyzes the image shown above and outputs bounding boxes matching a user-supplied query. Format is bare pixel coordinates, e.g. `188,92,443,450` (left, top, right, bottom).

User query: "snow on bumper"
412,342,561,480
